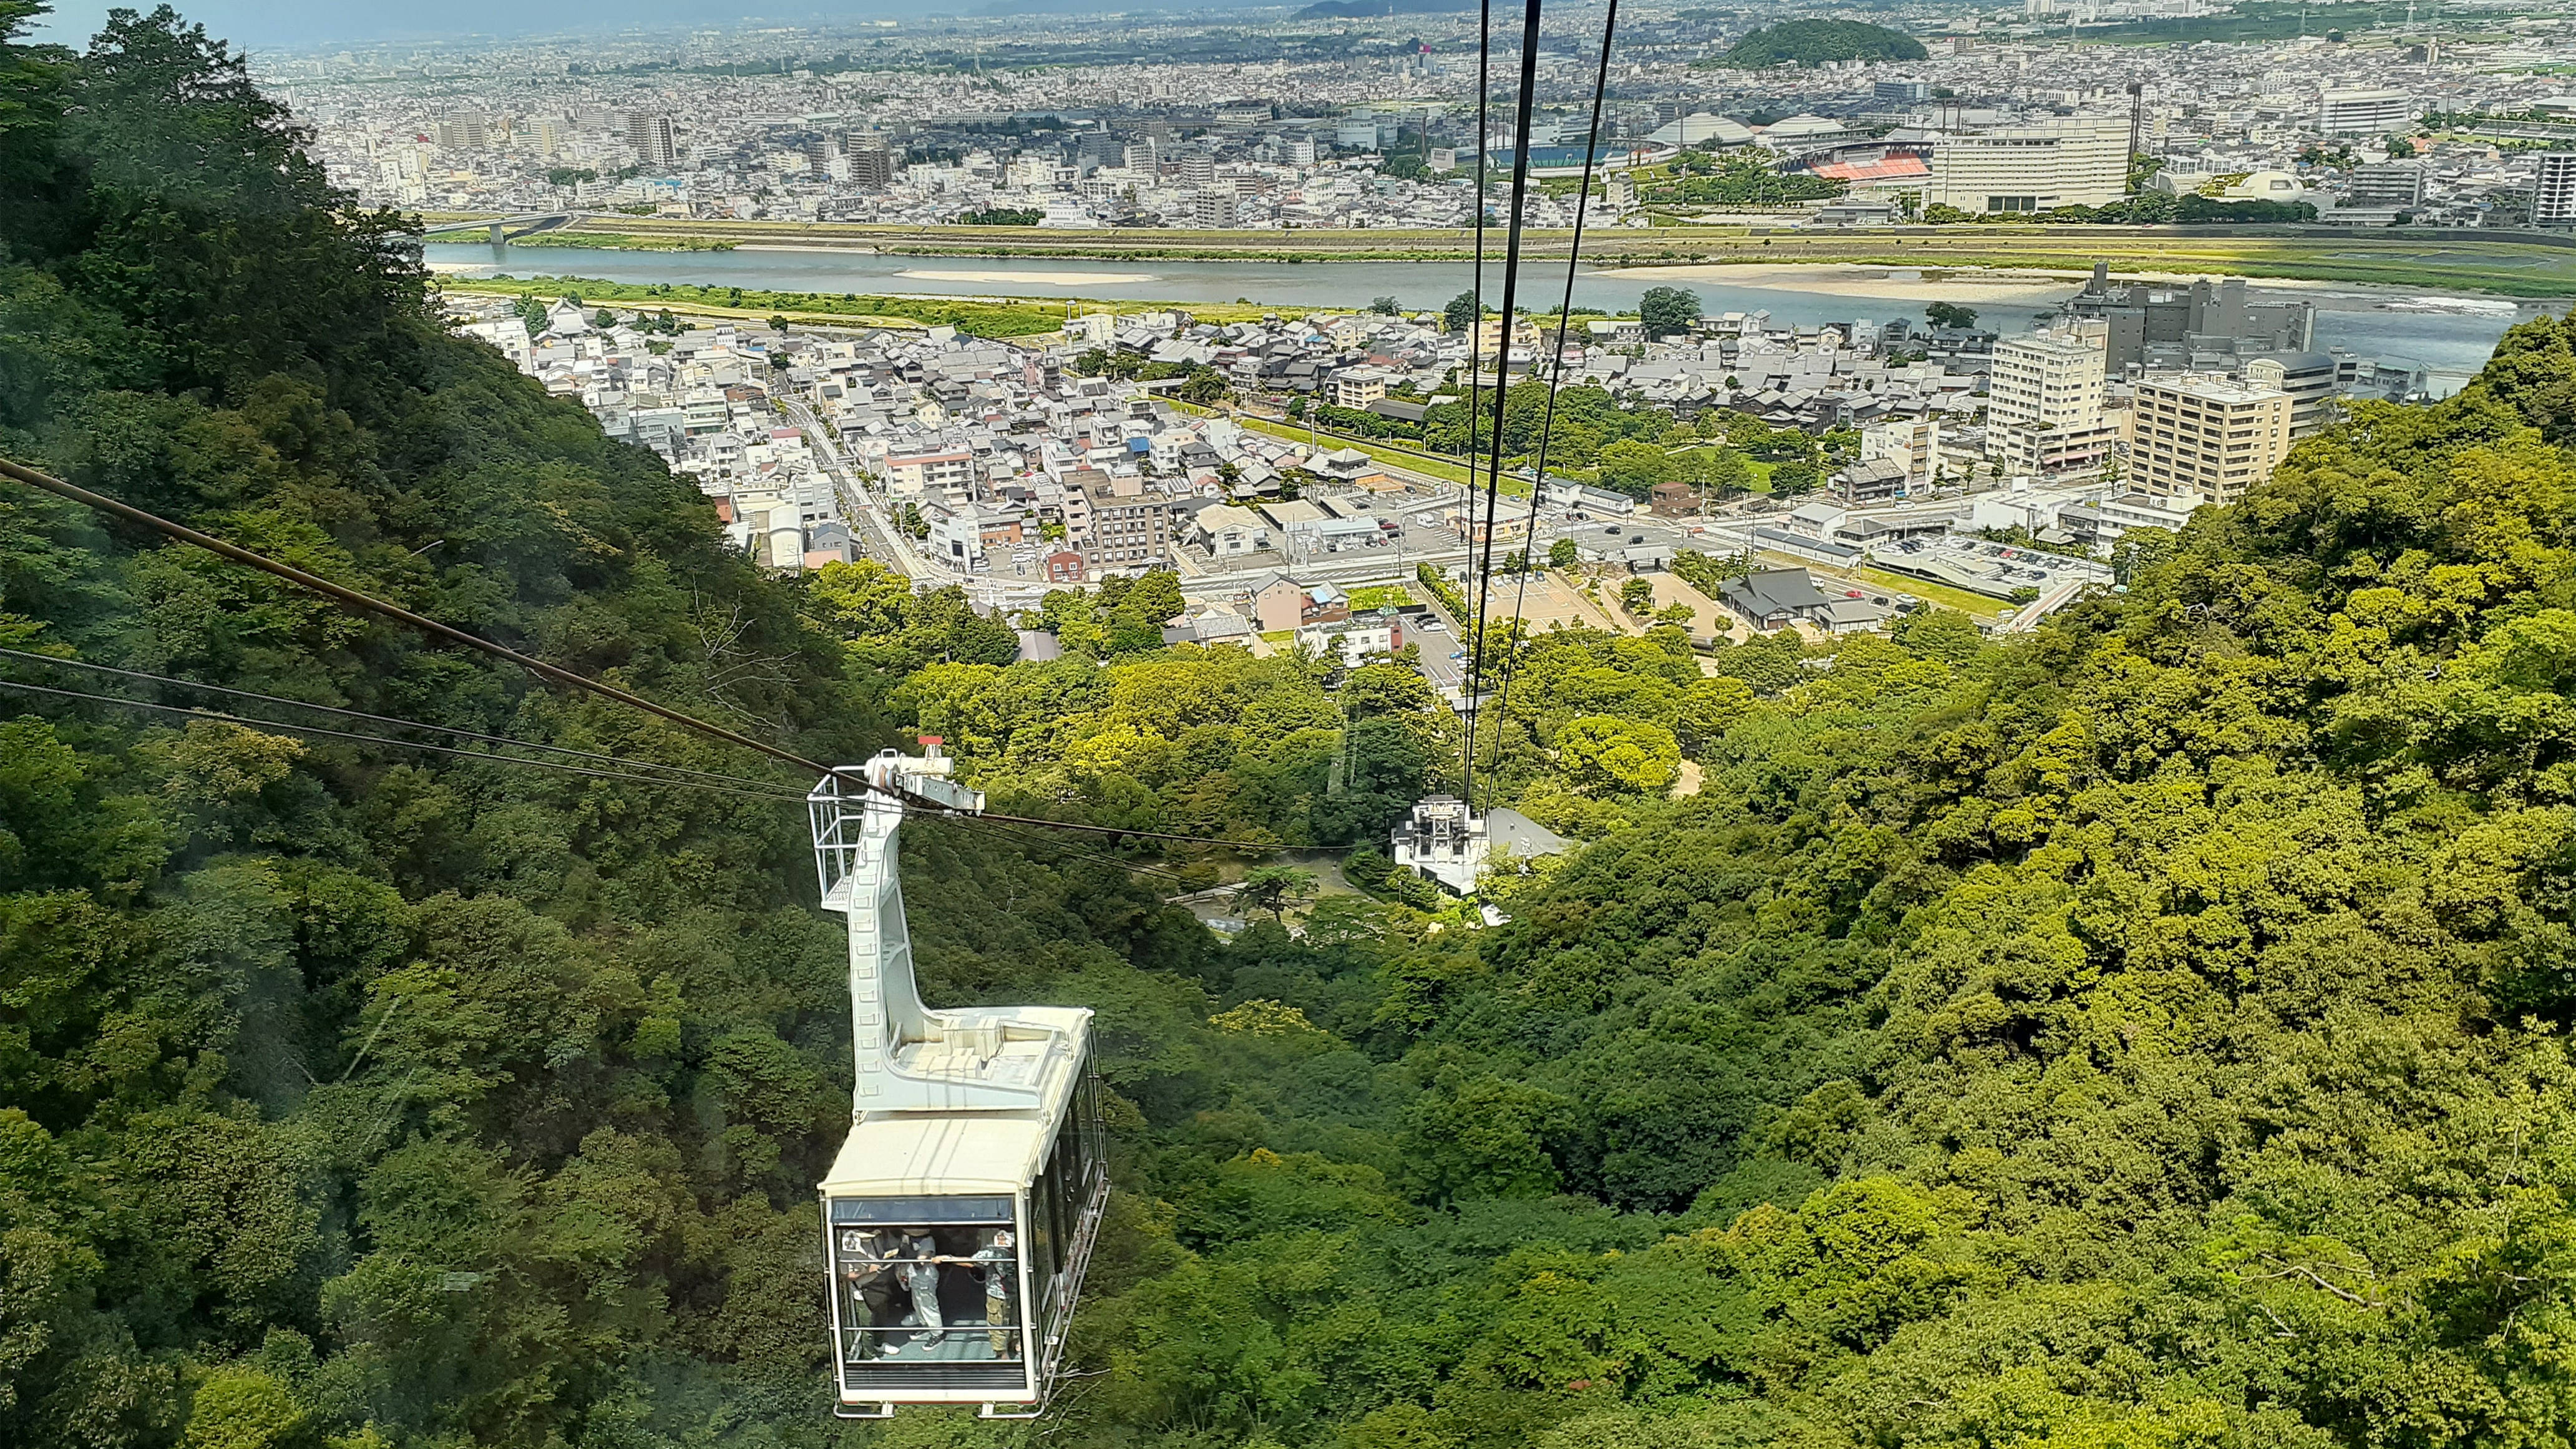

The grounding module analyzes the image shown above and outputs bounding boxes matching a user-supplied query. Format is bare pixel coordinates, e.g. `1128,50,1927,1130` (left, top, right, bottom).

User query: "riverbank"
424,244,2535,391
466,214,2576,298
432,274,1075,337
433,271,1286,336
1594,261,2364,306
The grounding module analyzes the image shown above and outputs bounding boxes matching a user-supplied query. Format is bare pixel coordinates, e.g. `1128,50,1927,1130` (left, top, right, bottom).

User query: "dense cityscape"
253,0,2576,656
280,3,2576,228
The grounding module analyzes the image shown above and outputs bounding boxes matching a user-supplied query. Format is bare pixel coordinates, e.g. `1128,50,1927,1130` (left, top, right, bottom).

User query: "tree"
1620,577,1655,615
1639,286,1703,339
1770,459,1822,496
1553,715,1682,792
1595,438,1679,498
1370,295,1402,315
1549,537,1579,569
1924,301,1978,331
1708,446,1755,497
1179,365,1231,404
1237,866,1317,920
1443,290,1485,334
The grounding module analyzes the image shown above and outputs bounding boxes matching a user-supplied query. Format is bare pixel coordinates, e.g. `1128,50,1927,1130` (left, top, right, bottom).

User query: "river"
425,240,2558,396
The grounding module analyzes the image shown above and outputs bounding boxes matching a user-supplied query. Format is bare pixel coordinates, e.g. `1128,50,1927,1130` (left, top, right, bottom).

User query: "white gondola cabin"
809,747,1109,1418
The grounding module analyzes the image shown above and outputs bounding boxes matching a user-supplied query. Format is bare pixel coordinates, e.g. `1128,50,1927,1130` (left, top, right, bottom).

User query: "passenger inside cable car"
834,1222,1023,1364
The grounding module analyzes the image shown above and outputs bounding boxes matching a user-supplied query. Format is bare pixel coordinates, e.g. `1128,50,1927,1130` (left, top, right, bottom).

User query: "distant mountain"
1294,0,1475,17
1706,18,1927,67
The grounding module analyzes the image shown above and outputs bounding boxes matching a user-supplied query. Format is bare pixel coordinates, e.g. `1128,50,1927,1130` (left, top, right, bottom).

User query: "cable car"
807,746,1109,1418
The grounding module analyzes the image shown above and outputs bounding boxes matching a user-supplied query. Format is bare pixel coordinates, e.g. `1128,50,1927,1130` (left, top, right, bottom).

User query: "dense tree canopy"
1706,19,1927,68
12,8,2576,1449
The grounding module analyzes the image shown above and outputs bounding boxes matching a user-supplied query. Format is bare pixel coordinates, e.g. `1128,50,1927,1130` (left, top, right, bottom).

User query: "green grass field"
1856,566,2004,617
1346,584,1416,611
1226,412,1537,492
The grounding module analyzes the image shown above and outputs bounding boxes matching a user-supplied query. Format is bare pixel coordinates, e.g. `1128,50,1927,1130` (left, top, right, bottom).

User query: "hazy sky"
31,0,934,50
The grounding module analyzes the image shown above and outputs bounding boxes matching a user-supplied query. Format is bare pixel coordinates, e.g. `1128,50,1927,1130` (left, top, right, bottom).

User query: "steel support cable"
1460,0,1549,817
0,676,812,802
0,645,801,794
0,461,1355,854
940,815,1206,887
1488,0,1623,774
0,455,842,781
959,809,1357,854
1455,0,1497,799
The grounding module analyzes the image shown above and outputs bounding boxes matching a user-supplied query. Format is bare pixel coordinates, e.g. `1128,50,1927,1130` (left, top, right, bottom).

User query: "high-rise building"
1874,80,1930,105
2129,373,2293,505
626,112,678,170
839,130,895,188
2318,88,2412,136
1075,130,1122,172
849,149,897,188
2534,150,2576,227
1179,153,1217,188
1918,115,2128,213
2346,160,2426,208
1986,328,2118,475
510,115,564,156
434,110,493,150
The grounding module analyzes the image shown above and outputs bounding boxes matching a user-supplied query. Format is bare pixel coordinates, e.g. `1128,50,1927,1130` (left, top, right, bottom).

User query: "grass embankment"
484,214,2576,296
441,273,1068,336
511,232,737,252
444,273,1295,336
1599,231,2576,296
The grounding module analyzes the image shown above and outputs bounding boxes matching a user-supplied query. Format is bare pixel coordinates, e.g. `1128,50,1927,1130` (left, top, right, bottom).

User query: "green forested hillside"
1705,20,1928,69
12,7,2576,1449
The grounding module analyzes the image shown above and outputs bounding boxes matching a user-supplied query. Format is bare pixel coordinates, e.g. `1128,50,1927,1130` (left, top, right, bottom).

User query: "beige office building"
1920,115,2129,213
1986,327,2119,475
2129,374,2293,505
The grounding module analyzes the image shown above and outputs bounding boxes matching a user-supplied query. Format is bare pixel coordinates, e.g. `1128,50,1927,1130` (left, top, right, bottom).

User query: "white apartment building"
2536,151,2576,227
2129,374,2293,505
2318,88,2412,137
882,448,975,497
1329,366,1392,411
1919,115,2128,213
1985,327,2118,475
1860,416,1942,487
